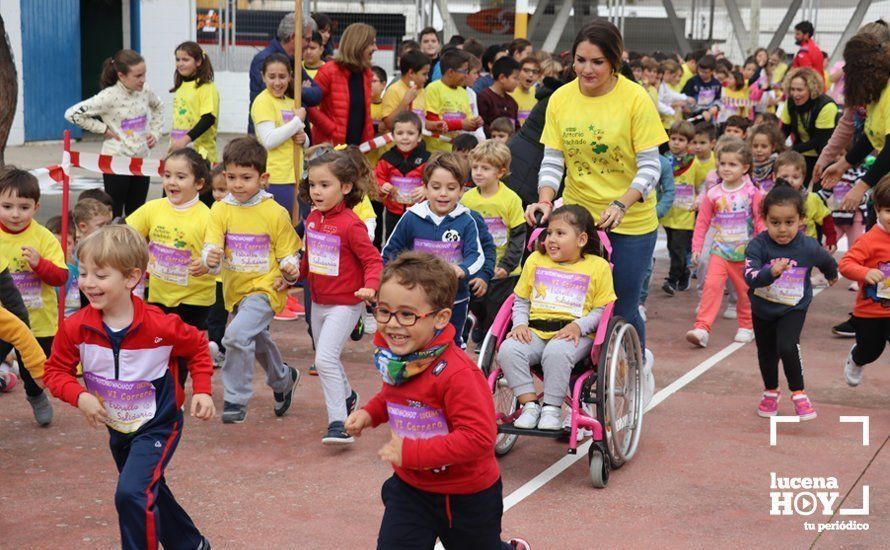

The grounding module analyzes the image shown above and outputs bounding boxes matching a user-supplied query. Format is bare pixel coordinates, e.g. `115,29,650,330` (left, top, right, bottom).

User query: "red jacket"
363,325,500,495
793,38,824,72
299,201,383,305
375,142,431,215
839,223,890,318
43,296,213,410
309,62,374,146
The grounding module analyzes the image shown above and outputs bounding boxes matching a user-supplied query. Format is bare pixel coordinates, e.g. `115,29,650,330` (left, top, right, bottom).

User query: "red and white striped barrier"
32,150,165,195
357,129,454,154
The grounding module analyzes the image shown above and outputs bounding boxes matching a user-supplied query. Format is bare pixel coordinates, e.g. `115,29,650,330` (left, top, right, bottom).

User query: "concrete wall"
1,0,25,146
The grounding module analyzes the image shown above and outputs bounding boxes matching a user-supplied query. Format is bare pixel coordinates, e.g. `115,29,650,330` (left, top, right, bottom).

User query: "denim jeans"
608,230,657,350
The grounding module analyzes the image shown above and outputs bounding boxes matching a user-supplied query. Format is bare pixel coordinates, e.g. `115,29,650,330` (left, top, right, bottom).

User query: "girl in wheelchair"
497,205,616,430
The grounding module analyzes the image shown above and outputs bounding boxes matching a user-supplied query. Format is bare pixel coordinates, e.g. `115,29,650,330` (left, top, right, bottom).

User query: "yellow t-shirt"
677,63,694,91
303,62,322,80
865,83,890,153
772,63,788,86
381,79,426,120
250,89,301,184
661,156,702,230
172,80,220,163
353,195,376,221
780,100,838,157
802,192,830,238
540,76,668,235
126,198,216,308
205,197,303,313
460,182,525,275
508,86,538,126
514,251,616,339
425,80,472,152
722,86,750,119
0,222,66,337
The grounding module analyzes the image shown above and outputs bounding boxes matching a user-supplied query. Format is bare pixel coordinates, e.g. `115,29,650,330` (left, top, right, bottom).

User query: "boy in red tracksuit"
43,225,215,550
375,111,431,241
346,251,528,549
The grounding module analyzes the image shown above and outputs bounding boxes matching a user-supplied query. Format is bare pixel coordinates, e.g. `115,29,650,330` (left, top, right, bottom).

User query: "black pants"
206,282,228,354
383,210,403,244
157,303,211,388
851,316,890,366
377,475,510,550
664,228,693,286
753,310,807,392
469,276,518,343
103,174,150,218
372,199,386,249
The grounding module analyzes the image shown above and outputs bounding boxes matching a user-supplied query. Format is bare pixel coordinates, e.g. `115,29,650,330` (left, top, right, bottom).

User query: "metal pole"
708,0,715,42
750,0,761,54
59,130,71,320
691,0,697,41
293,0,303,225
514,0,529,39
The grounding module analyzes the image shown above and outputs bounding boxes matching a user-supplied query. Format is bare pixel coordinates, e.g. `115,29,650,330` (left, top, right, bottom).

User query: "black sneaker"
345,390,359,416
222,401,247,424
322,421,355,445
27,391,53,426
273,366,300,417
832,316,856,338
350,317,364,341
462,313,477,346
677,277,691,292
661,280,676,296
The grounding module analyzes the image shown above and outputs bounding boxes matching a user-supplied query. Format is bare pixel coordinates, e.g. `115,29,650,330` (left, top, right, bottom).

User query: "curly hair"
300,144,376,208
842,32,890,107
783,67,824,102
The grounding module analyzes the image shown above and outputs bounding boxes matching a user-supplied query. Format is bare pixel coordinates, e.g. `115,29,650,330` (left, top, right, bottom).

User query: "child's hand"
451,265,465,279
77,392,109,428
378,431,404,467
824,244,837,254
272,276,289,291
355,288,376,303
493,267,508,280
691,252,700,266
469,277,488,297
190,393,215,420
104,127,120,141
296,107,307,121
770,258,791,277
380,182,394,196
206,247,223,268
462,117,483,131
410,187,426,203
146,135,158,149
507,324,532,344
280,261,300,281
426,120,448,133
293,131,307,146
345,409,372,437
21,246,41,268
188,257,208,277
827,278,839,287
169,134,191,151
864,269,884,285
553,322,582,345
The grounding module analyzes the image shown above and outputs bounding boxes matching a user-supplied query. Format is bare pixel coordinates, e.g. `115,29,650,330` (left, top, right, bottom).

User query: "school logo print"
442,230,460,242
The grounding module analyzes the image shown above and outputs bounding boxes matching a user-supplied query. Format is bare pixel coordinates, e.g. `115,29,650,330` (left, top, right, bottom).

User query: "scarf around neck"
751,153,777,183
373,325,454,385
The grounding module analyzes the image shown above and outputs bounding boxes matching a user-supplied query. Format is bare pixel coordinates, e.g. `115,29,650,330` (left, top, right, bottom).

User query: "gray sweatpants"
311,302,364,423
222,294,291,406
498,333,593,407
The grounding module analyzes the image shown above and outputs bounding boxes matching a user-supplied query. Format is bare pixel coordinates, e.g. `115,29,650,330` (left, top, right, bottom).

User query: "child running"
748,123,784,192
299,145,383,444
43,225,214,550
344,251,528,549
498,205,615,430
203,137,302,424
375,111,431,240
206,164,229,367
774,151,837,251
744,185,838,420
687,137,764,348
839,176,890,387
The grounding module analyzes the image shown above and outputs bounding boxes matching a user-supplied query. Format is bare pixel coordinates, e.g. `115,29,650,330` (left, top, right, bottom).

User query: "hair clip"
334,144,348,151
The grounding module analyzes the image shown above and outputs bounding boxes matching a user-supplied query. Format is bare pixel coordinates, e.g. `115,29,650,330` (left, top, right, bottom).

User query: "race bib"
223,233,271,273
413,239,461,264
518,110,531,125
443,112,466,122
759,178,776,193
83,372,157,434
170,129,188,142
715,210,749,244
531,267,589,318
306,229,340,276
387,402,449,440
11,271,43,309
120,115,148,137
65,276,80,317
484,217,508,247
878,262,890,300
281,109,295,124
831,182,853,210
754,266,807,306
148,242,190,286
674,185,695,211
392,176,423,204
697,88,716,107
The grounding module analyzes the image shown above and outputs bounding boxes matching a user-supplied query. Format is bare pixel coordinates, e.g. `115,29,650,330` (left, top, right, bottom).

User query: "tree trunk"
0,13,18,167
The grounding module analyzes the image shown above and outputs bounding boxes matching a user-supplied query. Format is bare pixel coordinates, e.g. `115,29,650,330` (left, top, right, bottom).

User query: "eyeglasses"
522,68,542,74
372,306,442,327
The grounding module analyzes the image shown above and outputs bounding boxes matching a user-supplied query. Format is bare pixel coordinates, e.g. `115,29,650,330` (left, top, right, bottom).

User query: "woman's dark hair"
842,32,890,107
170,41,214,92
762,180,806,219
481,44,508,72
301,144,376,208
165,148,211,192
540,205,605,259
571,19,623,73
261,53,295,99
312,13,332,33
100,49,144,89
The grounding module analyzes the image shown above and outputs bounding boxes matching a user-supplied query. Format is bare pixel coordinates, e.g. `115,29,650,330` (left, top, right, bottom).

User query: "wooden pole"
292,0,303,225
59,130,71,320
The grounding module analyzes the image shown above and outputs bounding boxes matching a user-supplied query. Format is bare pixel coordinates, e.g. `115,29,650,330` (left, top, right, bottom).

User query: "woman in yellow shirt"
526,21,667,363
780,67,838,186
169,42,220,164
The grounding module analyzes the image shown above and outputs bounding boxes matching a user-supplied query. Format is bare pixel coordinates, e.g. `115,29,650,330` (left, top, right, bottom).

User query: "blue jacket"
656,155,676,219
383,202,485,302
248,38,323,134
469,210,496,284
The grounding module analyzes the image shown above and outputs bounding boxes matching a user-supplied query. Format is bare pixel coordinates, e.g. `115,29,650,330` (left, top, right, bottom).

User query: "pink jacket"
693,176,765,262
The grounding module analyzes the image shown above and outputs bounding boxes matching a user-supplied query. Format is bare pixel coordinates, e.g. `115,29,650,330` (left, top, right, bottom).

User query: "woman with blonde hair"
779,66,838,184
309,22,377,145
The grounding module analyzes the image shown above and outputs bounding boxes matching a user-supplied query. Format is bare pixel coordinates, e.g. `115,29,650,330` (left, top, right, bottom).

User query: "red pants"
695,254,752,332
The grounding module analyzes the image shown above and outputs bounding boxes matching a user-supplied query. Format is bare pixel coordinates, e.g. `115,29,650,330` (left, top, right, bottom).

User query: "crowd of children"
2,14,888,550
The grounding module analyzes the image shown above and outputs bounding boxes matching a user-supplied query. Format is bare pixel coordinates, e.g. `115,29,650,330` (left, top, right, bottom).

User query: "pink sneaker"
792,393,817,421
0,371,18,392
757,390,780,417
510,538,531,549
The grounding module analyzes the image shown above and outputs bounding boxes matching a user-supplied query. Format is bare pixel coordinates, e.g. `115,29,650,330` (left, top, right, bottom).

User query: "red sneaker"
285,295,305,316
274,307,300,321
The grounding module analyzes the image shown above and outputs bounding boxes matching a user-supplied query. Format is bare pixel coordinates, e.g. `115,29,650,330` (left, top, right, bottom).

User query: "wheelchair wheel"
479,331,520,456
596,316,644,469
588,442,610,488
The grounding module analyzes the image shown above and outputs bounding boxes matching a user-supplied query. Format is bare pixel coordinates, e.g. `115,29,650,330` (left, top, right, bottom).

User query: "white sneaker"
363,311,378,334
208,342,224,367
845,346,864,387
514,402,541,429
734,328,755,343
686,328,709,348
638,304,647,322
811,273,829,288
723,305,737,319
537,405,562,431
561,404,593,441
642,348,655,408
848,281,859,292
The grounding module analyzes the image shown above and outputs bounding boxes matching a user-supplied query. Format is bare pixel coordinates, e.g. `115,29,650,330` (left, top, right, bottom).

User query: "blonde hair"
335,23,376,71
73,198,110,225
783,67,825,101
540,58,563,78
715,135,753,168
470,139,512,172
76,225,148,275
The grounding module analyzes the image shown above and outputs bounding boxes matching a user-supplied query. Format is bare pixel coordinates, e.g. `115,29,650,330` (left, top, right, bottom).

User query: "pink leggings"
695,254,753,332
835,211,865,250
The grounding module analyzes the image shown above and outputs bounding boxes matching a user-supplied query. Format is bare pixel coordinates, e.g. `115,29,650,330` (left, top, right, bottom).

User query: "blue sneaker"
322,421,354,445
345,390,359,416
222,401,247,424
273,366,300,417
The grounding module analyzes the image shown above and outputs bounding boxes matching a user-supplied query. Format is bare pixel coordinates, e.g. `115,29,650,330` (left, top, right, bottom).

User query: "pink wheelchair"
476,229,644,487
